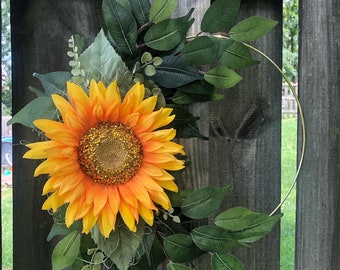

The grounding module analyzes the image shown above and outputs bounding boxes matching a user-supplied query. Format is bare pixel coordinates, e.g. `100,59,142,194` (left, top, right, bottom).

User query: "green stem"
242,42,306,216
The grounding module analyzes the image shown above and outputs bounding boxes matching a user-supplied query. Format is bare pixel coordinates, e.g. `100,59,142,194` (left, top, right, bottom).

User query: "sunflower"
24,80,185,237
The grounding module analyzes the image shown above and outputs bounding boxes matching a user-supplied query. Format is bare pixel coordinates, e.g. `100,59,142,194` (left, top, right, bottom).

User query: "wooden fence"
5,0,340,269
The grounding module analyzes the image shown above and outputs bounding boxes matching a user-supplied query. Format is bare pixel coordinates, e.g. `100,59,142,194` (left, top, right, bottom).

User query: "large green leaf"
149,0,178,23
167,263,192,270
130,236,165,270
229,16,278,42
8,97,57,128
128,0,151,25
152,56,202,88
51,231,81,270
181,36,230,65
201,0,240,33
215,207,283,243
211,253,244,270
102,0,137,55
167,105,208,140
91,221,144,270
78,29,133,93
144,17,193,51
33,72,72,96
182,185,232,219
173,81,223,105
191,225,242,252
219,40,260,69
164,234,204,263
204,66,242,89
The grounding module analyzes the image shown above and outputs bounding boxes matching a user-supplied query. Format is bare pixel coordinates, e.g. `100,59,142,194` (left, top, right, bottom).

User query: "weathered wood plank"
209,0,282,269
295,0,340,269
11,1,102,269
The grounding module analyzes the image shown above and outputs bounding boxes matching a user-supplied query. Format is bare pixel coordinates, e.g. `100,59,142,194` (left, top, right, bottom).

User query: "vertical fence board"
209,0,282,269
296,0,340,269
11,1,102,269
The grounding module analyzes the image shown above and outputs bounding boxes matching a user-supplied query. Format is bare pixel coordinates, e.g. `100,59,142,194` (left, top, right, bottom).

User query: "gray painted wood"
295,0,340,269
209,1,282,269
11,1,102,269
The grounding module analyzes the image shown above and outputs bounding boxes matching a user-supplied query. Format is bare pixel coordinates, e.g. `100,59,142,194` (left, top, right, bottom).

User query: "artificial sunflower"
24,80,185,237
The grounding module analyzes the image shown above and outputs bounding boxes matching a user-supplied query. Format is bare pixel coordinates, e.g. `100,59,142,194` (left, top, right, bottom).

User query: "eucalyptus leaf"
28,86,45,97
191,225,242,252
152,56,202,88
33,71,72,96
229,16,278,42
128,0,151,25
182,184,232,219
167,263,192,270
164,234,204,263
211,253,244,270
181,36,230,65
91,221,145,270
219,40,260,69
144,16,194,51
8,97,57,128
102,0,137,55
149,0,178,23
201,0,240,33
78,29,133,92
204,66,242,89
52,231,81,270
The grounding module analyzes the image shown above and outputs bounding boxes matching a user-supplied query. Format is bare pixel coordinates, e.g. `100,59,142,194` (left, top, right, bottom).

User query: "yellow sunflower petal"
138,203,154,226
98,206,116,238
82,212,98,234
92,185,108,216
136,95,157,115
119,200,137,232
148,190,171,210
155,180,178,192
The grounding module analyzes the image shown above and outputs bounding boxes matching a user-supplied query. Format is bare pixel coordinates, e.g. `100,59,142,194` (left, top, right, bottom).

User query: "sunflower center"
78,122,143,185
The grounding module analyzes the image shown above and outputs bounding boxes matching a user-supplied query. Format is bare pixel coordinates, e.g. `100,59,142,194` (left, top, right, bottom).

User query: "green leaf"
91,220,144,270
164,234,204,263
192,226,242,252
182,185,232,219
102,0,137,55
47,220,82,241
215,207,283,243
52,231,81,270
149,0,178,23
229,16,278,42
201,0,240,33
204,66,242,89
128,0,151,25
167,105,208,140
8,97,57,128
144,17,194,51
211,253,244,270
78,29,133,92
167,263,192,270
33,71,72,96
130,236,165,270
173,80,219,104
219,40,260,69
152,56,202,88
181,36,231,65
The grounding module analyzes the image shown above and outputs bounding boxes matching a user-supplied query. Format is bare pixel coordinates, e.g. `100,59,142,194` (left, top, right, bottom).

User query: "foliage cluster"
9,0,282,269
